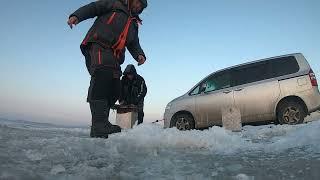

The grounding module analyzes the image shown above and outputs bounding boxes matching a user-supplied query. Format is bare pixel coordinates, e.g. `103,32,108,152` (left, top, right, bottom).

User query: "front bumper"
163,109,174,128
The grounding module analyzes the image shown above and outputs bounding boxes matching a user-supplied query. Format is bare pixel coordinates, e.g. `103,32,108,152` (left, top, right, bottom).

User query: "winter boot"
90,122,109,138
105,120,121,135
89,101,111,138
101,101,121,135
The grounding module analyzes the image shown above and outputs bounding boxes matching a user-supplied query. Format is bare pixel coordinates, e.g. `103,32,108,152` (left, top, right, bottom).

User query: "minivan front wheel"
174,114,195,131
277,101,306,125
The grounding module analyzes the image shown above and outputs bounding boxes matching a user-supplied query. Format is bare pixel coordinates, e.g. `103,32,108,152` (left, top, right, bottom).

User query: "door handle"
234,88,243,91
223,90,232,94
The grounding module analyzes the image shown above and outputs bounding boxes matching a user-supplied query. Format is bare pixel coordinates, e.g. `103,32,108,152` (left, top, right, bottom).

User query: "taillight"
309,69,318,86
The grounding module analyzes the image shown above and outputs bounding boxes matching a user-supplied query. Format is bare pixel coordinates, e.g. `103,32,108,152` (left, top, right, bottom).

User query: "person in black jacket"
67,0,148,138
120,64,147,124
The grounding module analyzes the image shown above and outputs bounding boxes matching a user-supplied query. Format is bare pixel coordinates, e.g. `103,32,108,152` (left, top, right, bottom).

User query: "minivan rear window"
269,56,299,77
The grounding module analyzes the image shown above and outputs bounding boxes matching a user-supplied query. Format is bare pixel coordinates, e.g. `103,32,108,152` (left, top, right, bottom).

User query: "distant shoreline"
0,118,87,128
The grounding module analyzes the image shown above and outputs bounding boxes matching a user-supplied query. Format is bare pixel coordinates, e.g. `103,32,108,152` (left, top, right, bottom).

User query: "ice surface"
235,173,254,180
0,117,320,179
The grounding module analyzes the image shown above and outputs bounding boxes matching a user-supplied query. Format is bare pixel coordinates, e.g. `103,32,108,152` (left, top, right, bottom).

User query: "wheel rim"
176,117,191,130
282,106,301,124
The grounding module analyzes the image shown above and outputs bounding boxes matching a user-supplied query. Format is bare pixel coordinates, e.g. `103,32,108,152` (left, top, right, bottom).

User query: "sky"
0,0,319,126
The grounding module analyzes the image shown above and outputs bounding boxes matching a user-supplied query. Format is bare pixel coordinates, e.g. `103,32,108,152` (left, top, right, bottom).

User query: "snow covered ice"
0,117,320,180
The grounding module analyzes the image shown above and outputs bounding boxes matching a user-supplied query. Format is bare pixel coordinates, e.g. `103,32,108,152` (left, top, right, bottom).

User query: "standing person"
67,0,148,138
119,64,147,125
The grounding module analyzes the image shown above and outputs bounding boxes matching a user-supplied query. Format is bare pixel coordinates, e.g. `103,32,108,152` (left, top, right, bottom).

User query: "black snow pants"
87,69,121,103
138,111,144,125
86,44,121,138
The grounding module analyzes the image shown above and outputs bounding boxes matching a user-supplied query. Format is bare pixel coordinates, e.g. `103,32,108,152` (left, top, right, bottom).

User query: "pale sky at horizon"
0,0,319,126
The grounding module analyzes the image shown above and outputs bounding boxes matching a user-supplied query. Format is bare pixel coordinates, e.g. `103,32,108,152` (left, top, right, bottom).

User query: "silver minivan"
164,53,320,130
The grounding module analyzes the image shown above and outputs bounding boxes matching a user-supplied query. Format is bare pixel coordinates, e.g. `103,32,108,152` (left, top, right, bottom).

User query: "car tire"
173,113,195,131
277,100,306,125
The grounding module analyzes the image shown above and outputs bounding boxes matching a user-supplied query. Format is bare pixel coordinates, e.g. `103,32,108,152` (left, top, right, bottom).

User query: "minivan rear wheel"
277,101,306,125
174,114,195,131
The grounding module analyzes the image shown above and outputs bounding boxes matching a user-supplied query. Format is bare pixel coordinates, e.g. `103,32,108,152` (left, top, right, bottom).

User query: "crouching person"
120,64,147,125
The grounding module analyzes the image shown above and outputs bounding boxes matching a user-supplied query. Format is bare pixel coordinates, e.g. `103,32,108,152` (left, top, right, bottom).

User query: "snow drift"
0,118,320,180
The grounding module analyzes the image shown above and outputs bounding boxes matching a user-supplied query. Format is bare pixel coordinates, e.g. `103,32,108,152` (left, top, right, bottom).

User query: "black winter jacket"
120,65,147,108
70,0,145,75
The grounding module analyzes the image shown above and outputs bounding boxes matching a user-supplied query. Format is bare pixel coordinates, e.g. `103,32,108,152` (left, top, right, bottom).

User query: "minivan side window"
203,71,231,93
270,56,299,77
232,56,299,86
232,61,271,86
190,86,200,96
